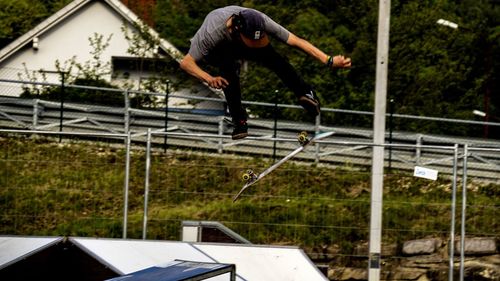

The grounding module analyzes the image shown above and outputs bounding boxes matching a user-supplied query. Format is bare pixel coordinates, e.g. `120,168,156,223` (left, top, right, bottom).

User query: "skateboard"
232,131,334,202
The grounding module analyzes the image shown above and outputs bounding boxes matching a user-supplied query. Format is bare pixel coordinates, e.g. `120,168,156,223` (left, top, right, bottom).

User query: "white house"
0,0,223,111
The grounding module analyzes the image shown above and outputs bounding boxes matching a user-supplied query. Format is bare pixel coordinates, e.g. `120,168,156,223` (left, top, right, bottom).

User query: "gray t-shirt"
188,6,290,61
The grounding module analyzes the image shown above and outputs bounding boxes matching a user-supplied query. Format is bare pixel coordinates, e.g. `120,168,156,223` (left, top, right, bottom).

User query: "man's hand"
207,76,229,89
332,55,352,68
180,54,229,89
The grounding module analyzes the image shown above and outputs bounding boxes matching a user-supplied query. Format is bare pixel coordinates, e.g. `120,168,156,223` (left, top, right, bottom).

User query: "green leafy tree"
6,0,500,137
387,0,500,137
0,0,71,48
0,0,47,48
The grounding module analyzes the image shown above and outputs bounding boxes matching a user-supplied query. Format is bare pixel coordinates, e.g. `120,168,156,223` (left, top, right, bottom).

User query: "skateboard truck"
242,169,258,183
298,131,310,146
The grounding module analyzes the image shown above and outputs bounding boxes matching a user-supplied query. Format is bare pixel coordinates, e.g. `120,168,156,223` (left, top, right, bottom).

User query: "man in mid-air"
180,6,351,140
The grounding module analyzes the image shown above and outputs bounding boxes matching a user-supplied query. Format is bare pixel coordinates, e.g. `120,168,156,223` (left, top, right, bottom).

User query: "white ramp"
0,236,62,269
72,237,327,281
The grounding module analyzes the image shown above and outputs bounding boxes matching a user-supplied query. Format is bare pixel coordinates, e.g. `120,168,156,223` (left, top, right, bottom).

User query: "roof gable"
0,0,183,65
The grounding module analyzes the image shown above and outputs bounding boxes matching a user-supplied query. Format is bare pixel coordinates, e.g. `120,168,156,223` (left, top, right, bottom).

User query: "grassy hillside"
0,135,498,260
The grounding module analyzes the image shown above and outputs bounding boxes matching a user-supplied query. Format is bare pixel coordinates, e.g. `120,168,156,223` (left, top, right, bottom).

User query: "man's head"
233,9,269,48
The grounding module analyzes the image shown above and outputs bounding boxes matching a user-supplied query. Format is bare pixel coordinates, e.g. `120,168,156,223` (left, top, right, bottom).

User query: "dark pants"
206,42,312,123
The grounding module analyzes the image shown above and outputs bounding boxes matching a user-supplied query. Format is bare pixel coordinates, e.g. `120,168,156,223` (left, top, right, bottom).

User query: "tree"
5,0,500,138
0,0,71,48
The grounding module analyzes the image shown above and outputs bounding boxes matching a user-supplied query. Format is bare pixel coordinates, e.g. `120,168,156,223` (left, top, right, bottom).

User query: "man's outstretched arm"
286,33,351,68
180,54,229,89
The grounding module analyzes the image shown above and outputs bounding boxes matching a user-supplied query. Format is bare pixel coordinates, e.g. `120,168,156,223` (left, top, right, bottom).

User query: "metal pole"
122,132,131,239
59,72,65,142
218,118,224,154
124,90,130,134
388,99,394,169
143,129,152,240
369,0,391,280
416,135,422,165
448,144,459,281
272,90,279,162
33,99,39,127
459,144,468,281
164,80,170,153
314,113,321,163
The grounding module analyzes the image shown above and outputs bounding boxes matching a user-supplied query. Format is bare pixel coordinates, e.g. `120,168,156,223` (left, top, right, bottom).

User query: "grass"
0,135,498,259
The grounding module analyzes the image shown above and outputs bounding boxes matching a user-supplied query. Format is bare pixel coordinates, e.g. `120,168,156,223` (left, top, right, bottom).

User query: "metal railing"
1,78,500,182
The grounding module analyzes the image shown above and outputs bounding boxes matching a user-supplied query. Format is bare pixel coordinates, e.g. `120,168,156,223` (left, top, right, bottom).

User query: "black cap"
239,9,266,40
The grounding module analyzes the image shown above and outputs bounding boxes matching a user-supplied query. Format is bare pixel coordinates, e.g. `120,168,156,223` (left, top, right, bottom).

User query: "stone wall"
320,237,499,280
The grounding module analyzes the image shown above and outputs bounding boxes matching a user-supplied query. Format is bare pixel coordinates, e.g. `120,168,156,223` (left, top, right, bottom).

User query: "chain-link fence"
1,127,498,280
0,130,131,238
1,74,500,279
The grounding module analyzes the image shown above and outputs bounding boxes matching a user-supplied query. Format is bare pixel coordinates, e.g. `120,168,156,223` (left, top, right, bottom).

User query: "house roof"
0,0,183,64
0,236,63,270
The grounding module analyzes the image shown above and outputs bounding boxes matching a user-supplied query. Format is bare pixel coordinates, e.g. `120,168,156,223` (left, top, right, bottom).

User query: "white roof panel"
70,238,214,275
0,236,63,269
72,238,327,281
196,243,327,281
0,236,326,281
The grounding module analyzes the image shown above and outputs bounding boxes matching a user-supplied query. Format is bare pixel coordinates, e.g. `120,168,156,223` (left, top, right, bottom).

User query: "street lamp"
435,19,466,281
436,18,472,31
473,109,500,121
436,19,458,29
437,18,492,139
473,109,486,117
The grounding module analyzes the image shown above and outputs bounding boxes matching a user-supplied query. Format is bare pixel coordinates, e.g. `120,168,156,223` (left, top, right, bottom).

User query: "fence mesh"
0,128,499,279
1,74,500,278
0,135,126,237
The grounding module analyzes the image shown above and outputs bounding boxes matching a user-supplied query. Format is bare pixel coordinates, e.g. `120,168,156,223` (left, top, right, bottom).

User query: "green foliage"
154,0,244,52
151,0,500,138
1,0,499,136
0,0,72,48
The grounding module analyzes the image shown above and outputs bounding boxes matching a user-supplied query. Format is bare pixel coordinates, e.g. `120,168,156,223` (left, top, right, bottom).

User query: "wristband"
326,55,334,68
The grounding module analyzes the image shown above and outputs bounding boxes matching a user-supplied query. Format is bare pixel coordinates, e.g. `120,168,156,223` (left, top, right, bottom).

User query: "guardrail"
1,79,500,181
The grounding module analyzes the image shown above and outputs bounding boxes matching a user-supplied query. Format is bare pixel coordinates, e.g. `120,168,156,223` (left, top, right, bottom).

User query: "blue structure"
106,260,236,281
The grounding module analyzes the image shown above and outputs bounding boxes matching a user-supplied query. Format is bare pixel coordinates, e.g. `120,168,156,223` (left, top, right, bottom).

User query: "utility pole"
369,0,391,280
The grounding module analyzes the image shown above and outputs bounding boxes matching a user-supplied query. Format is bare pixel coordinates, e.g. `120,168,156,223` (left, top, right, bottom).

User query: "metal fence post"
164,80,170,153
416,134,423,165
143,129,152,240
218,118,224,154
314,113,321,163
58,72,66,142
272,90,279,162
459,144,468,281
122,131,131,239
449,144,459,281
33,99,39,128
124,90,130,134
388,99,395,169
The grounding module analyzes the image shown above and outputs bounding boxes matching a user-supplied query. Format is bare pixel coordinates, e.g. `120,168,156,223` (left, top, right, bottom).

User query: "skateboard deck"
232,131,334,202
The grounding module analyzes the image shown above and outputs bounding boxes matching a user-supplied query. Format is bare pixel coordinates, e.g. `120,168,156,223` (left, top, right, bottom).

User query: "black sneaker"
232,120,248,140
298,90,320,117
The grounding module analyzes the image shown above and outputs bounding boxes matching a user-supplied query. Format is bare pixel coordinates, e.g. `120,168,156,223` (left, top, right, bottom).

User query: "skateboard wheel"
298,131,308,143
242,169,254,181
